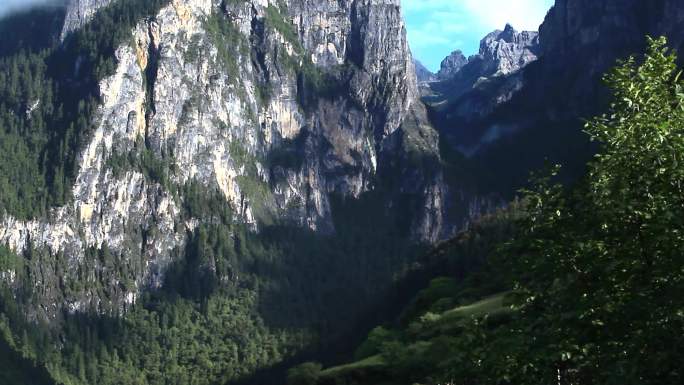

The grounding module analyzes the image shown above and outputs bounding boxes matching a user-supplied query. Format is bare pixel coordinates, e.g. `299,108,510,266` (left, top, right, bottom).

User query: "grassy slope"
318,293,511,381
319,355,385,378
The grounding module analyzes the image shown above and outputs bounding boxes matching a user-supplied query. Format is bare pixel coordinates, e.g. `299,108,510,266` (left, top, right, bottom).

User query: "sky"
404,0,555,72
0,0,65,19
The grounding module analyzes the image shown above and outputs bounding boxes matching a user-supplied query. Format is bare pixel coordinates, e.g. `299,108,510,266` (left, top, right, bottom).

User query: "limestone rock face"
60,0,114,39
478,24,539,77
429,0,684,196
437,50,467,80
0,0,481,319
435,24,539,92
423,24,539,155
414,59,436,83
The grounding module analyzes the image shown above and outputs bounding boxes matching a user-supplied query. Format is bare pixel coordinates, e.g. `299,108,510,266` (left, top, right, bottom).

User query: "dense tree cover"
495,36,684,385
0,335,55,385
1,3,681,385
0,2,436,384
0,8,64,56
0,0,171,219
299,37,684,385
285,206,523,385
0,176,427,385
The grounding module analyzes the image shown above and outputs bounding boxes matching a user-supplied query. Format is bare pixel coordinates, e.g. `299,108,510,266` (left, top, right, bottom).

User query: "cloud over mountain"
0,0,66,19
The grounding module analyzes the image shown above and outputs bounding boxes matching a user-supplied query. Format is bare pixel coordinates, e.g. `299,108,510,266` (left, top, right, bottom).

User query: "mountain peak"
500,23,517,40
437,50,468,80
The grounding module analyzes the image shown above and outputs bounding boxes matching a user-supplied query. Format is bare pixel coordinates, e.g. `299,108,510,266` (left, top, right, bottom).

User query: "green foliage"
0,245,21,273
494,36,684,385
306,205,523,385
264,5,300,47
319,293,510,385
287,362,323,385
398,277,459,324
0,0,171,220
0,2,434,385
107,139,175,189
0,172,431,384
204,11,248,83
354,326,398,360
0,336,56,385
310,37,684,385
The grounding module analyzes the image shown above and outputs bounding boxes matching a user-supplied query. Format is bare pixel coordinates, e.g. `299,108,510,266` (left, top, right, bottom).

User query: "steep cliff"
535,0,684,115
425,24,540,155
0,0,475,326
0,0,482,382
437,50,467,80
433,25,539,88
430,0,684,195
414,59,435,83
60,0,113,39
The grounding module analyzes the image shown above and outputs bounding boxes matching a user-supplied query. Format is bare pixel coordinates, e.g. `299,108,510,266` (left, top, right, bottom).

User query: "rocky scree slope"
0,0,481,321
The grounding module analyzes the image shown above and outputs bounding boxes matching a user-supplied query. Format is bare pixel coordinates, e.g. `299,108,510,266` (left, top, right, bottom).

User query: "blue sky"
403,0,555,72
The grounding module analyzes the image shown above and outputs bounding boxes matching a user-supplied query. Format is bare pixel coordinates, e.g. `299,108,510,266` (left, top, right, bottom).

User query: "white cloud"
403,0,553,31
0,0,66,19
462,0,553,31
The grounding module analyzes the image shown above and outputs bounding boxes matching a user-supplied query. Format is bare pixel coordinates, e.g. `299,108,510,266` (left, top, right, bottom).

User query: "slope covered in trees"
0,2,430,384
294,37,684,385
0,0,171,219
1,1,683,384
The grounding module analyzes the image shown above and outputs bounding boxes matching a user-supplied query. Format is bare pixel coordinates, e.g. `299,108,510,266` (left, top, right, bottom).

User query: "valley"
0,1,682,384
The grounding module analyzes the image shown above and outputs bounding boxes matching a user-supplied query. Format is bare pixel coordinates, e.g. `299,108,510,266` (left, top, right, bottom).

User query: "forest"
293,37,684,385
0,1,682,384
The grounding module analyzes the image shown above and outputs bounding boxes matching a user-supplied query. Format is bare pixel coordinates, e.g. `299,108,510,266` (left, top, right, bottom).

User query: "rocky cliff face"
430,0,684,196
437,50,467,80
414,59,436,83
433,24,539,94
477,24,539,77
0,0,472,319
60,0,113,39
424,24,539,155
535,0,684,116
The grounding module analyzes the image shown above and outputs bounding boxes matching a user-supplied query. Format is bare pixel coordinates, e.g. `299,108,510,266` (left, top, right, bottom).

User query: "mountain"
413,59,436,83
2,0,682,384
421,24,539,158
0,0,459,318
436,50,467,80
295,3,684,384
61,0,113,39
435,24,539,86
429,0,684,193
478,24,539,77
433,25,539,86
0,0,490,384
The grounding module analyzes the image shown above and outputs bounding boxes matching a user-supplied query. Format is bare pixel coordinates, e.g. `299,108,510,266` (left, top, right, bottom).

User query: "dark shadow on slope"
0,338,57,385
0,8,64,56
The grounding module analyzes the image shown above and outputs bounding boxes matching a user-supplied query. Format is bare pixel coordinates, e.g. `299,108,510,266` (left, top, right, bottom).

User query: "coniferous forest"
0,1,682,385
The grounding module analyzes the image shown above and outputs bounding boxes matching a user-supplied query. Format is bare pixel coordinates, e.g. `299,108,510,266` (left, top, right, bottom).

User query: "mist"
0,0,66,19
